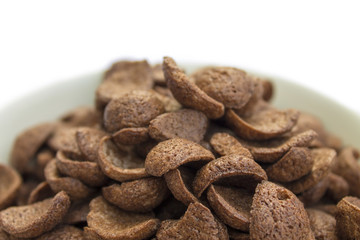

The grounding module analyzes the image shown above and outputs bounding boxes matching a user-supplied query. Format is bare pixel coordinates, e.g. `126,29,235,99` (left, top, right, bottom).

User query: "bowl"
1,64,359,164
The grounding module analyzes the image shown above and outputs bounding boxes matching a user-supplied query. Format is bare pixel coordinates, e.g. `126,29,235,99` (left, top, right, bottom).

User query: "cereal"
15,178,38,206
35,225,84,240
104,60,153,87
225,107,300,141
156,202,229,240
36,149,55,168
192,154,267,197
265,147,313,182
207,185,253,231
60,106,99,127
145,138,215,177
112,127,149,145
55,150,107,187
163,57,225,119
326,173,349,202
0,229,10,240
164,166,198,206
298,178,329,206
63,200,90,225
0,164,22,210
98,136,149,182
28,181,54,204
96,81,136,111
314,204,338,217
149,109,208,143
87,196,160,240
103,90,165,133
135,139,158,158
76,127,108,162
234,77,265,117
284,148,336,194
250,181,314,240
306,209,337,240
293,112,343,150
96,60,153,110
228,228,250,240
10,123,55,173
192,66,254,109
209,132,253,159
152,64,166,86
83,227,103,240
35,149,55,178
155,197,187,221
153,85,175,98
48,126,83,159
261,79,273,102
44,160,94,200
3,56,360,239
332,147,360,197
102,177,169,212
199,140,213,152
244,130,318,163
336,196,360,239
152,88,182,112
0,191,70,238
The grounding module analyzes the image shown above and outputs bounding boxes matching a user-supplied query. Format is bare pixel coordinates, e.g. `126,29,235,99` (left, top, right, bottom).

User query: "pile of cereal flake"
0,57,359,240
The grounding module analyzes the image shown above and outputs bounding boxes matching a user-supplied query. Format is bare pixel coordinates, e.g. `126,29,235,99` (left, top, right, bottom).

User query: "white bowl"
1,65,359,164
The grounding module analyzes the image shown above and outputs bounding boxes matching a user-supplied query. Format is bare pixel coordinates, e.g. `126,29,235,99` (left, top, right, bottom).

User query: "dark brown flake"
103,90,164,133
145,138,215,177
284,148,336,194
266,147,313,182
209,132,253,159
306,208,337,240
44,160,94,200
47,126,83,159
96,60,154,110
298,177,330,206
244,130,318,163
55,150,107,187
10,123,55,173
0,164,22,210
192,154,267,197
112,127,149,145
152,64,166,85
60,106,99,127
87,196,160,240
102,177,169,212
156,202,229,240
0,191,70,238
163,57,225,119
28,181,54,204
164,167,198,206
226,107,299,141
98,136,149,182
332,147,360,197
250,181,314,240
35,225,84,240
336,196,360,240
207,185,253,232
326,173,349,202
149,109,208,143
192,66,254,109
76,127,108,162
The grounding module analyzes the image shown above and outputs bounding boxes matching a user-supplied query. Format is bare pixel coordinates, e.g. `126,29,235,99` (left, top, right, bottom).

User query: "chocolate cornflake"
0,191,70,238
2,56,358,240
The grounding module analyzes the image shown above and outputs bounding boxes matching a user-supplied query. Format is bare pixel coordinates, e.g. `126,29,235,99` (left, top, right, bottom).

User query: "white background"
0,0,359,114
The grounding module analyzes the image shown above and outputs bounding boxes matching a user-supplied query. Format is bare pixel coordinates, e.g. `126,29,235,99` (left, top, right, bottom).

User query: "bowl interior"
1,65,359,164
